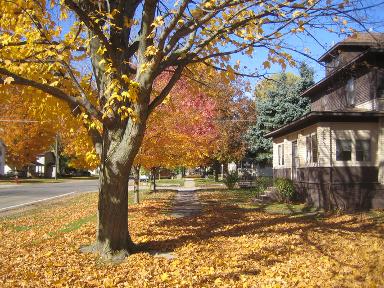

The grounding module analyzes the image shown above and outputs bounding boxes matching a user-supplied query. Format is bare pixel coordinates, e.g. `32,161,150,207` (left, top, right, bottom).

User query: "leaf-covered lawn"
0,190,383,287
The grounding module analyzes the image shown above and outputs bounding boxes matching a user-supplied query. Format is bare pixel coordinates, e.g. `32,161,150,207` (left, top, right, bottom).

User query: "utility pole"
55,134,59,180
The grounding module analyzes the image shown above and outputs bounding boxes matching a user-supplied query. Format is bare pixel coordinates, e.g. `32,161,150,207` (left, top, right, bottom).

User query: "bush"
255,176,273,192
274,178,295,202
224,171,239,189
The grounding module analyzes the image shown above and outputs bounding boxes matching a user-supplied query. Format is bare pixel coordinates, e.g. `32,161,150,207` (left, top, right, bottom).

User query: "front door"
292,141,298,180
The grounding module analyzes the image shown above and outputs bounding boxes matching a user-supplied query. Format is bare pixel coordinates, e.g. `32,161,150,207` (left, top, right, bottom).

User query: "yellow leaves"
152,16,164,28
160,272,169,281
203,0,215,9
98,59,106,66
121,74,130,84
49,80,59,87
96,46,107,55
144,45,159,57
0,190,384,287
139,62,151,74
3,76,14,85
292,10,302,18
263,61,271,69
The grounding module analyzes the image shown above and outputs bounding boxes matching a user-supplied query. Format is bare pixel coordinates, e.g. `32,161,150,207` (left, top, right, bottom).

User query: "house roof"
301,48,384,98
265,111,384,138
318,32,384,62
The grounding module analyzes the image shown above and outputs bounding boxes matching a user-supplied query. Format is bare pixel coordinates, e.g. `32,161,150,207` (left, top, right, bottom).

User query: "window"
312,134,318,163
306,134,318,163
336,140,352,161
278,144,284,166
346,78,355,107
333,55,340,68
356,140,371,161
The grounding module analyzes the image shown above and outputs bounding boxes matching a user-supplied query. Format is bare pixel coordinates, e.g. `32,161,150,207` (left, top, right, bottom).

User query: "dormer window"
332,54,340,68
346,77,355,107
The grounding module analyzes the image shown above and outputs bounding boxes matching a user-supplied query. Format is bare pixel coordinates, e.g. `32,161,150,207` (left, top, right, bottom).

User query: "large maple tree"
0,0,373,258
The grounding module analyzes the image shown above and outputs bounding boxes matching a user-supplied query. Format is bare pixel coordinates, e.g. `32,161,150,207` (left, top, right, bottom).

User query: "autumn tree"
134,74,218,195
0,87,61,168
207,77,255,179
0,0,377,258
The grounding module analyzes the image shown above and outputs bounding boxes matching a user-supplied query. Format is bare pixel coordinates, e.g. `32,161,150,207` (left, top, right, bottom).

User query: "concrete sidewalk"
170,179,202,218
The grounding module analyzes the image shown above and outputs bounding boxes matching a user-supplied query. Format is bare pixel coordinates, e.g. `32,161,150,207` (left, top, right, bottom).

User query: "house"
30,152,56,178
266,33,384,210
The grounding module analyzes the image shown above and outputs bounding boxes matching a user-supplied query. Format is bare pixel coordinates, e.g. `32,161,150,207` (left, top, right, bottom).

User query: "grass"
58,214,97,234
155,178,185,186
194,177,223,187
128,188,151,204
11,225,33,232
223,189,319,216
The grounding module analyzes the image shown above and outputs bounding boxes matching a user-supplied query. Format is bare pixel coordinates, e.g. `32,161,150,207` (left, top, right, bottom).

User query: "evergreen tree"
246,63,314,164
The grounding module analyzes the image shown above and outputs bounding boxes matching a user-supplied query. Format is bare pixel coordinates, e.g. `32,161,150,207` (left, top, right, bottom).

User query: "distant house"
0,140,11,176
266,33,384,210
30,152,56,178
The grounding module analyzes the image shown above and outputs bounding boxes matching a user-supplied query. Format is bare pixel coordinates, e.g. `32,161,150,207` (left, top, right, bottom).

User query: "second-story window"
346,77,355,107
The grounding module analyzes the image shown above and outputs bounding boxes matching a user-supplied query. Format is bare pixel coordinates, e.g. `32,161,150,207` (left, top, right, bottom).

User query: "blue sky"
57,1,384,88
235,0,384,85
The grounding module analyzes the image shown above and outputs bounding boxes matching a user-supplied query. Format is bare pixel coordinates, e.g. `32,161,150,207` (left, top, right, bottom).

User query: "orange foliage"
136,76,219,169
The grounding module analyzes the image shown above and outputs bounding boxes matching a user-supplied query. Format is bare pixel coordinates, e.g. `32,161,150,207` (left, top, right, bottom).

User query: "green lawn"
194,177,222,187
222,189,319,216
155,178,185,186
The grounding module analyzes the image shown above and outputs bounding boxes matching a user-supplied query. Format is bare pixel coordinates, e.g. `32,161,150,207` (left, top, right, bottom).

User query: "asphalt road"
0,180,99,211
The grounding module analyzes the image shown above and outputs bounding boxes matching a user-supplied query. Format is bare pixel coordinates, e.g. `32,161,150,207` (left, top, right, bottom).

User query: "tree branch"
0,67,101,120
148,65,184,114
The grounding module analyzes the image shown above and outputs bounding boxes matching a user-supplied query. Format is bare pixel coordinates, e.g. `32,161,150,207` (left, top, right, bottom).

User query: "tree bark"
152,167,157,192
133,165,140,204
84,110,147,259
96,162,133,257
213,160,220,182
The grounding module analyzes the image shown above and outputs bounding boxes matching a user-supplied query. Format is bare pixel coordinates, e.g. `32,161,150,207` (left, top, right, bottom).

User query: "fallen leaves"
0,190,383,287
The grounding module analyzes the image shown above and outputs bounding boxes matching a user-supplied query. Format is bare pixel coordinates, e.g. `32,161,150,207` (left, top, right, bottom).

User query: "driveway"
0,179,99,212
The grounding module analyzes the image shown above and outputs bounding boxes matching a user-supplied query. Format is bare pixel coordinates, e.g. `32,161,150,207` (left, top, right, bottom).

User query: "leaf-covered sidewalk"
0,190,383,287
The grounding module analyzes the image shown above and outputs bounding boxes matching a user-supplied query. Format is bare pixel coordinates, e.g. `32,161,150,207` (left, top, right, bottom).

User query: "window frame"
346,77,355,107
306,133,318,164
278,143,284,166
355,139,371,162
336,139,352,161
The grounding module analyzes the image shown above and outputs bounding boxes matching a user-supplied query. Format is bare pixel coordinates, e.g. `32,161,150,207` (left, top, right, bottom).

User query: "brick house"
266,33,384,210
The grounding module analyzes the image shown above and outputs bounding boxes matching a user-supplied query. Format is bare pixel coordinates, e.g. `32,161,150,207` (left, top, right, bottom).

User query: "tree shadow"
134,195,383,272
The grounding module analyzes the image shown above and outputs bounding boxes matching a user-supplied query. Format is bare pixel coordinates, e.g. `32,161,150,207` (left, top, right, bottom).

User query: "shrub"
274,178,295,202
224,171,239,189
255,176,273,191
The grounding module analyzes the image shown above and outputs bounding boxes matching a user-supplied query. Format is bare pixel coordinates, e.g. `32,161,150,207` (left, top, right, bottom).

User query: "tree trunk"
96,164,134,258
133,165,140,204
213,160,220,182
152,167,157,192
83,118,147,260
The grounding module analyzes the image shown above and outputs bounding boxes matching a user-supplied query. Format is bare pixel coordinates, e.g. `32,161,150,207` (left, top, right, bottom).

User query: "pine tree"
246,63,314,164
